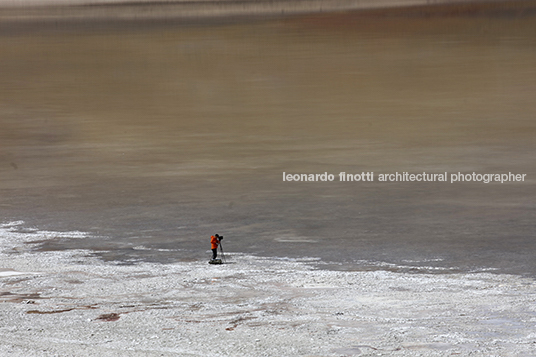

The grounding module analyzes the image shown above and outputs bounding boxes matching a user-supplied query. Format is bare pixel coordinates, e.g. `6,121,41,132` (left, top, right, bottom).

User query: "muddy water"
1,10,535,274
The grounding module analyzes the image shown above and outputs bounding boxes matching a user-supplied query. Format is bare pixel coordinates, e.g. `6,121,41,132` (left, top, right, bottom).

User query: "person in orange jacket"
210,234,223,260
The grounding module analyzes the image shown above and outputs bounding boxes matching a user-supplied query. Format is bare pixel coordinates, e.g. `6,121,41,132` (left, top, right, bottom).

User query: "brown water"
1,8,535,274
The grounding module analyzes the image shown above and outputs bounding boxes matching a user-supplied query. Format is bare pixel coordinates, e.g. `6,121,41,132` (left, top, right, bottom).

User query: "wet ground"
1,222,535,356
1,4,535,275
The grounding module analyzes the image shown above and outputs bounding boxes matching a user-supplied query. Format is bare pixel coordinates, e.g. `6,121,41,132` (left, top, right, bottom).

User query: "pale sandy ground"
0,0,506,21
0,0,498,8
1,221,536,356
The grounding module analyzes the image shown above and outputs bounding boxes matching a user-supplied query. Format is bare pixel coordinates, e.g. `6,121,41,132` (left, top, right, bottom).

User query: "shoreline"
1,221,536,356
0,0,528,23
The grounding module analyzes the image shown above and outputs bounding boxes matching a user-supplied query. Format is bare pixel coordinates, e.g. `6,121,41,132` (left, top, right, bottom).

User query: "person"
210,234,223,260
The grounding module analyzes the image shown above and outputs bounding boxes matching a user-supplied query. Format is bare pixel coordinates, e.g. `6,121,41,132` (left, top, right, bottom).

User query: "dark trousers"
212,248,218,260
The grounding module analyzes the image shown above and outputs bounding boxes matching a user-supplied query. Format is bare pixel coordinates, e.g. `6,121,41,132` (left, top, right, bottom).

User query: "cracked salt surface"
1,221,536,356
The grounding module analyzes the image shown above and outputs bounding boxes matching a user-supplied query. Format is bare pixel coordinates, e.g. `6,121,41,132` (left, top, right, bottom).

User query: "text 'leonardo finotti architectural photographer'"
282,172,527,184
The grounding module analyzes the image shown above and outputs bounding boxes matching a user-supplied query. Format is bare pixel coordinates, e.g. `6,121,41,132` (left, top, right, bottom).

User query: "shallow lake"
1,6,535,274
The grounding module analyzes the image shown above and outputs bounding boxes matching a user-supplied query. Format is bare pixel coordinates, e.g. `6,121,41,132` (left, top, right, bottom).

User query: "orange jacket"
211,235,220,250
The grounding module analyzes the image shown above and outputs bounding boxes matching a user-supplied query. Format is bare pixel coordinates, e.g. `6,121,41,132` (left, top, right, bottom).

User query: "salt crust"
1,221,535,356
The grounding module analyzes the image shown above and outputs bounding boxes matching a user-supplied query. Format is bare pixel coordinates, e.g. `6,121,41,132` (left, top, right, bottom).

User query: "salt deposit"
1,221,535,356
